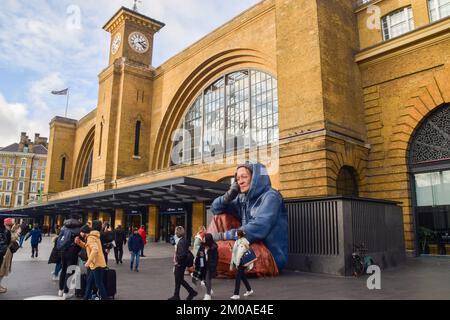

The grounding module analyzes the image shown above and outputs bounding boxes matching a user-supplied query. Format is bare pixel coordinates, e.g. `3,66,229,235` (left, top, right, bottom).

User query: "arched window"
98,122,103,157
409,104,450,255
172,69,278,165
134,121,141,157
336,166,359,197
83,151,93,187
409,104,450,165
60,157,66,181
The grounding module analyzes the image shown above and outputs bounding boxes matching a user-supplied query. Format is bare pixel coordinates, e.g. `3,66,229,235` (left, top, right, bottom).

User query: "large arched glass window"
409,104,450,255
172,69,278,165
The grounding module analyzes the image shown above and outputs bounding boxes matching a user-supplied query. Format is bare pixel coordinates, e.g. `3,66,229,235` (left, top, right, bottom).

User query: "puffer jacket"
211,162,289,271
79,231,106,270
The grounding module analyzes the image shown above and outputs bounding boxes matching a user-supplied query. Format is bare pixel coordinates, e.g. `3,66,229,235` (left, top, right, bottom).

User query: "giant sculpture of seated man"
209,162,288,278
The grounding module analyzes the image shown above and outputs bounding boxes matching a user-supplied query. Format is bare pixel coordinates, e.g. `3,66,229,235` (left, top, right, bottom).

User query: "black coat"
114,229,127,246
0,228,11,259
175,237,190,267
205,245,218,274
48,240,61,264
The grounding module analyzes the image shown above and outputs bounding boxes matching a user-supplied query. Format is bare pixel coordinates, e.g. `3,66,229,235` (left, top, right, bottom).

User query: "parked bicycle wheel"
352,257,364,277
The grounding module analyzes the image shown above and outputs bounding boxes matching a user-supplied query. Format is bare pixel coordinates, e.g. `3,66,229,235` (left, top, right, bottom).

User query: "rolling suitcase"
103,268,117,299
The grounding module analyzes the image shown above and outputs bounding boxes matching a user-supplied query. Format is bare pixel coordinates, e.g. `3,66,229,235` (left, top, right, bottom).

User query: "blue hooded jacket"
211,162,288,271
25,228,42,246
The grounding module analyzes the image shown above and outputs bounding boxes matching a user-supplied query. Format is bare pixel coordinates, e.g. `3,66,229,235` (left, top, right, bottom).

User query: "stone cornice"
0,151,47,158
103,7,165,35
355,17,450,65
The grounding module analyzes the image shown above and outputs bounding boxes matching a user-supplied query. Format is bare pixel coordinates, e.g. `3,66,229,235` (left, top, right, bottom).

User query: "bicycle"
351,243,375,277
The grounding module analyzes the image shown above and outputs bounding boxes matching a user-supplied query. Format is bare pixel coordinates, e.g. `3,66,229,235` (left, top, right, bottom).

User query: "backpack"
57,228,75,250
186,250,194,268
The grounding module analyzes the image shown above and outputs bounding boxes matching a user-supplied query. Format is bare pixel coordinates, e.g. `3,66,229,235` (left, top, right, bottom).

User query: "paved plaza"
0,236,449,300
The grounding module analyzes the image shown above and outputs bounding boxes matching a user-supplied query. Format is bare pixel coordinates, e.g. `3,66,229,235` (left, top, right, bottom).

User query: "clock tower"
90,7,165,190
103,6,165,67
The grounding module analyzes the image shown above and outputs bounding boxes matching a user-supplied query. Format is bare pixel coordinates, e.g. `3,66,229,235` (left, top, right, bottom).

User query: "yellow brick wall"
148,205,158,241
192,202,205,239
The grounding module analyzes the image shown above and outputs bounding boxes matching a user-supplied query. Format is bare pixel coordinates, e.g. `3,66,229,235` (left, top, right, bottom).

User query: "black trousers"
31,245,39,257
234,266,251,295
59,256,75,293
114,245,123,263
174,265,195,298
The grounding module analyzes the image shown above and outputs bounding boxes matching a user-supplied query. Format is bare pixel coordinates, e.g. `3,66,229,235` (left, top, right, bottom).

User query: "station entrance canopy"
3,177,229,217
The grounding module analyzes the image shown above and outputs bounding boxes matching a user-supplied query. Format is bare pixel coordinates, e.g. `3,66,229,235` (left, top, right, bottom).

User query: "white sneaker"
200,280,206,287
63,293,74,300
230,295,240,300
52,275,59,281
58,290,63,297
203,294,212,300
0,286,7,293
210,289,214,296
244,290,254,297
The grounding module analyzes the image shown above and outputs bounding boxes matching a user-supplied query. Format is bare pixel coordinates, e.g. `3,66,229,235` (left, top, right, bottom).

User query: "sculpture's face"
236,167,252,193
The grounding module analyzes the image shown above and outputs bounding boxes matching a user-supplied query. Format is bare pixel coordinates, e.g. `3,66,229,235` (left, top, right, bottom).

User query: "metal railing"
285,196,405,276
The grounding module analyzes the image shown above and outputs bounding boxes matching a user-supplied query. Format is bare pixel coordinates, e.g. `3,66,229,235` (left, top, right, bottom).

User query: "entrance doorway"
159,214,186,243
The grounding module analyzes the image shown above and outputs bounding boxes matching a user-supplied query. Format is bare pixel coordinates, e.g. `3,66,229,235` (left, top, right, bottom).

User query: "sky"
0,0,260,147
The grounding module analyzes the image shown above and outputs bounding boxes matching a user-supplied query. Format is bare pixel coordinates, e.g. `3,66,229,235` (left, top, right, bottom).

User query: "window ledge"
356,17,450,64
132,155,141,160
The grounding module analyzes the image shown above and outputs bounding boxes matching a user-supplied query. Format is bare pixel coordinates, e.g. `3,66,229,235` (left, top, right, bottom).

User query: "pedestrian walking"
138,225,147,257
202,233,218,300
25,224,42,258
56,215,82,299
128,227,144,272
230,229,254,300
168,226,197,300
113,225,127,264
0,218,19,294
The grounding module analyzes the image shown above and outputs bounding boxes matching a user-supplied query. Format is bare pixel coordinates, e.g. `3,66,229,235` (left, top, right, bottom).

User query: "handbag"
9,240,19,254
240,248,257,267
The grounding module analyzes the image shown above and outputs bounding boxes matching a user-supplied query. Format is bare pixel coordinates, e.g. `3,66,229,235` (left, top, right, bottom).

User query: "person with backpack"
113,225,127,264
0,218,16,294
128,227,144,272
25,224,42,258
56,215,82,299
168,226,197,300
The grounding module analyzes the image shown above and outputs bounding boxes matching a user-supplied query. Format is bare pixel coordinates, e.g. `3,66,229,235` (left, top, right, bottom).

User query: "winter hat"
3,218,14,226
91,220,102,232
80,225,91,234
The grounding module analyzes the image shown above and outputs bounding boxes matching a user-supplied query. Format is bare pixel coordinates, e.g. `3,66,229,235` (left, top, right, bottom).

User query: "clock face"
111,33,121,54
128,32,149,53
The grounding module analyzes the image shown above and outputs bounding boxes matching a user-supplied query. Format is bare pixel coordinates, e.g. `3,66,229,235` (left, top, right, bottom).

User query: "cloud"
0,93,49,147
0,0,261,146
29,72,66,112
